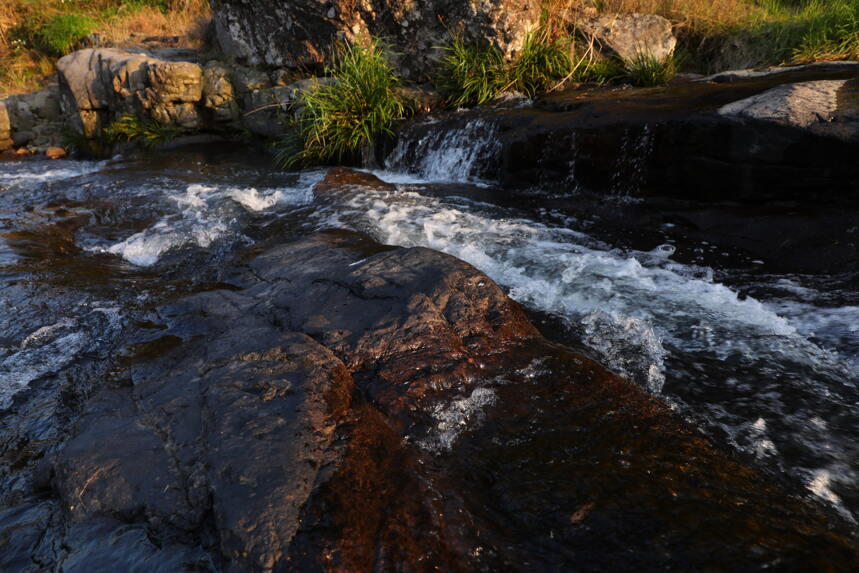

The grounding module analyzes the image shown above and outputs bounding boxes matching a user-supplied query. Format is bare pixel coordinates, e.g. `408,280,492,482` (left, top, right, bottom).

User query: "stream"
1,131,857,549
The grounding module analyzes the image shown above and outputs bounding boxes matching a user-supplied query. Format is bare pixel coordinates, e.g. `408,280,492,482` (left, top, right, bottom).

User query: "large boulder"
56,48,205,137
577,13,676,64
0,86,64,152
0,101,11,151
55,48,327,139
211,0,542,81
34,181,858,570
718,77,859,139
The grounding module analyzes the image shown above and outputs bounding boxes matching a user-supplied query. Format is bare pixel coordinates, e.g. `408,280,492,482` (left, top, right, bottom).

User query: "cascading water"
1,135,857,531
385,117,502,183
318,127,859,523
611,125,654,197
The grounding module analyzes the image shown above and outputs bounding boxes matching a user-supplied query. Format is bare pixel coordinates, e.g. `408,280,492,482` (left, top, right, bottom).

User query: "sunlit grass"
276,36,409,169
0,0,210,95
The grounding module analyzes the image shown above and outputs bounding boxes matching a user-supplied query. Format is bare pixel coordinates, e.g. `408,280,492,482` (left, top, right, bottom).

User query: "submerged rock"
0,165,846,569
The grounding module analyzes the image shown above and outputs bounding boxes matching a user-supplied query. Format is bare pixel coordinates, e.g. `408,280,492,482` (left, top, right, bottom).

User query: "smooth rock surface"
0,168,844,569
719,79,847,127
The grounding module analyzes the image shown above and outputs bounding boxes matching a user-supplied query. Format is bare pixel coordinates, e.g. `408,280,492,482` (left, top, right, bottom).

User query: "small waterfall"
385,118,502,183
611,125,654,197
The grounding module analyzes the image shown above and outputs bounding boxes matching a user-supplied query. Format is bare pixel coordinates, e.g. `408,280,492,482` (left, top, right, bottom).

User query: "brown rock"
45,147,67,160
313,166,397,195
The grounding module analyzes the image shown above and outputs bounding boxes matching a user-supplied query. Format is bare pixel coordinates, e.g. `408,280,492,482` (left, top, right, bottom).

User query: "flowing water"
1,135,857,533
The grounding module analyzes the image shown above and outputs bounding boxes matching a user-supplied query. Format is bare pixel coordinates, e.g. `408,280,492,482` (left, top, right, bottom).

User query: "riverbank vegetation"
103,114,181,148
276,37,409,168
0,0,209,95
556,0,859,72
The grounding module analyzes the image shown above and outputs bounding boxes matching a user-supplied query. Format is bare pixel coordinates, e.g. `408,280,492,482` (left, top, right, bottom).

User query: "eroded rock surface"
211,0,541,81
56,48,204,138
0,169,850,571
0,86,63,152
577,13,677,64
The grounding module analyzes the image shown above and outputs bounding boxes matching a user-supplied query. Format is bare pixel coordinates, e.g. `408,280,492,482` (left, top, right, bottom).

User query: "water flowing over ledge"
0,130,857,568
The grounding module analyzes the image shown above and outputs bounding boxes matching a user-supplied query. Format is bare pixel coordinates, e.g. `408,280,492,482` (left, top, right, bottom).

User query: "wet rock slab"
1,170,857,570
390,66,859,202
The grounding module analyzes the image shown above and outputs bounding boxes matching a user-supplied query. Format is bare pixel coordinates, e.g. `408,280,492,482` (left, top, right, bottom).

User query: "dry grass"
0,0,210,95
99,1,211,49
595,0,761,35
542,0,859,73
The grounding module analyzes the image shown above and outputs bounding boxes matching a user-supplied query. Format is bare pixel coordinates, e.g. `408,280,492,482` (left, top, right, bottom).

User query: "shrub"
506,29,573,96
37,14,95,56
276,36,408,169
103,114,181,148
625,53,676,87
437,33,507,108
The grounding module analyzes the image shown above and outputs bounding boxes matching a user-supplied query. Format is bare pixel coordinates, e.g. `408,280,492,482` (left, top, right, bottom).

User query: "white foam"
419,387,497,453
312,186,836,390
0,161,106,190
95,180,315,266
385,119,501,183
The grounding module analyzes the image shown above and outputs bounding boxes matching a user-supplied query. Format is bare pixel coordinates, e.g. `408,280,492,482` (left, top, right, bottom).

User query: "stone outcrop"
577,13,677,64
0,86,63,153
211,0,542,81
56,48,206,138
718,78,859,139
0,170,845,570
389,66,859,202
52,48,317,141
0,101,11,151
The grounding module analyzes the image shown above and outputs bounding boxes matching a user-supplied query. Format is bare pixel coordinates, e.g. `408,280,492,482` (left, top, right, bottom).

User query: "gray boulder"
202,61,240,124
211,0,541,81
578,13,676,64
719,77,859,140
0,86,64,151
56,48,204,137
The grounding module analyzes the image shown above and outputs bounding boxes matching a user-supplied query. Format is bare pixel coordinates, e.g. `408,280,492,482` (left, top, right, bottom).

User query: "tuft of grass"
37,14,96,56
275,36,409,169
437,33,507,108
506,29,573,97
103,114,181,148
625,52,676,86
575,55,627,85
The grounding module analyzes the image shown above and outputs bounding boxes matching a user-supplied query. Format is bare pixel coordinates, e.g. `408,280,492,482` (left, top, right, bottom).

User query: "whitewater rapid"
2,152,857,523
